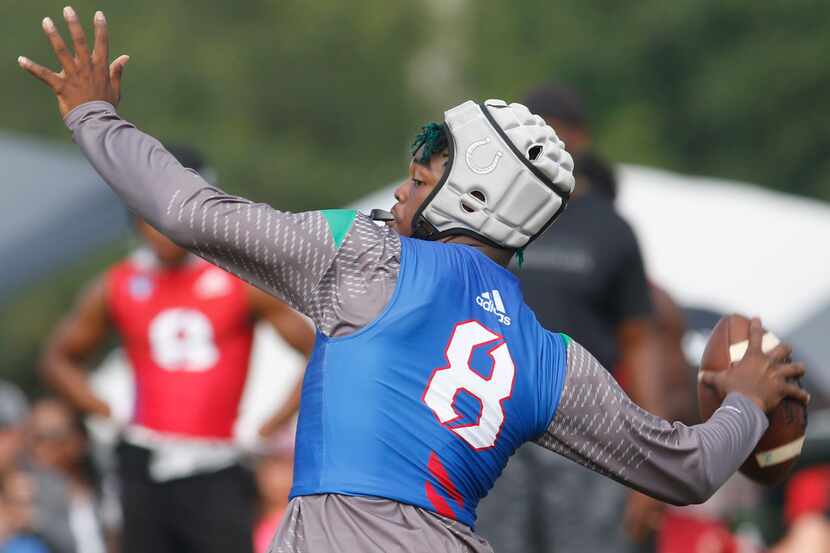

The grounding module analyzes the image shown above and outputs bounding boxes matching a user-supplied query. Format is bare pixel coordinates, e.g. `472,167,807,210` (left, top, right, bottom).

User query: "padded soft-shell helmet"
411,99,575,250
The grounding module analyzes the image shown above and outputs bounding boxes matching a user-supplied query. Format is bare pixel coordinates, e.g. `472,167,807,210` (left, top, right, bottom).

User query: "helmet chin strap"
411,214,440,241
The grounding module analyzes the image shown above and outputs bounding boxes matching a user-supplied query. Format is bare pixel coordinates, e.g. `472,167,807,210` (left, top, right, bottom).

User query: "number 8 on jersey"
423,320,516,450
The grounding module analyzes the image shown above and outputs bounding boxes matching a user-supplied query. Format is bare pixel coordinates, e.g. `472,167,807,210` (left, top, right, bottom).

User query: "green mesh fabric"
410,122,448,164
321,209,357,250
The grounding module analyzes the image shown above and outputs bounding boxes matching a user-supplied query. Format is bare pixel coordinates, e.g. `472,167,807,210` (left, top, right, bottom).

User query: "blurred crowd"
1,81,827,553
0,381,294,553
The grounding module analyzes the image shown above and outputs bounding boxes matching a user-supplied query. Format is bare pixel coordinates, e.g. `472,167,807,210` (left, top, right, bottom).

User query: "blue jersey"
291,237,569,528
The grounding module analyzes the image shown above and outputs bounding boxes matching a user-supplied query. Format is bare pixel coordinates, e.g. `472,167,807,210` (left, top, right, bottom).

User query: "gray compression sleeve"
536,340,769,505
64,101,400,335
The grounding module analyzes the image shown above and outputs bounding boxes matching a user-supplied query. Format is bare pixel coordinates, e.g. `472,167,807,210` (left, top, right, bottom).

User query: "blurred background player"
516,83,662,413
478,83,666,553
39,147,314,553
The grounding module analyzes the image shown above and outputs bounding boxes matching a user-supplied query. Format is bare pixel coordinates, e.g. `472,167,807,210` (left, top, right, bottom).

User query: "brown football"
698,314,807,486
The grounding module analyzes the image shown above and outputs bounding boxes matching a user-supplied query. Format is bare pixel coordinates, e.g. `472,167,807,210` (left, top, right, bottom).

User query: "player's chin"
389,216,410,237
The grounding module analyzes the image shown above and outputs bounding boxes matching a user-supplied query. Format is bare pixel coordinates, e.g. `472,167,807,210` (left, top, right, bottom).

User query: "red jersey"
106,256,255,440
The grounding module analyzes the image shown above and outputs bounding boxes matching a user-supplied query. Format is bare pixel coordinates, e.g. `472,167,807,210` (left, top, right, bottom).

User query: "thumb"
109,54,130,97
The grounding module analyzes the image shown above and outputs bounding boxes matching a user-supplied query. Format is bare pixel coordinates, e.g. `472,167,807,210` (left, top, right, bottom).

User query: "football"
698,314,807,485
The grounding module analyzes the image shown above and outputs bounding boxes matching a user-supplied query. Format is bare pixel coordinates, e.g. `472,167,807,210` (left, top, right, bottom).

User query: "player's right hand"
18,6,129,118
699,318,810,412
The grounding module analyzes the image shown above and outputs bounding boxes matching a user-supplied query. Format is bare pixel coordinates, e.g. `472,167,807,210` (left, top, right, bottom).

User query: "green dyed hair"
411,122,449,165
409,121,524,263
515,247,525,268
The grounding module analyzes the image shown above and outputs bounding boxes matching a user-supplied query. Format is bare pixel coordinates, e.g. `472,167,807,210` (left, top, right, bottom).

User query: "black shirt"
516,190,652,371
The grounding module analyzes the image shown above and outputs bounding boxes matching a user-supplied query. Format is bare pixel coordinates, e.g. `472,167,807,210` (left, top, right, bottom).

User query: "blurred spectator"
0,382,27,482
39,146,313,553
477,83,662,553
783,467,830,526
0,382,73,553
644,285,697,426
771,515,830,553
27,399,107,553
1,474,52,553
768,466,830,552
252,428,294,553
656,513,739,553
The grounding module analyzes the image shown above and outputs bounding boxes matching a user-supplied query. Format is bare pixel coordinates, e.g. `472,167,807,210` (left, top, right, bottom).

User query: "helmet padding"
412,99,575,250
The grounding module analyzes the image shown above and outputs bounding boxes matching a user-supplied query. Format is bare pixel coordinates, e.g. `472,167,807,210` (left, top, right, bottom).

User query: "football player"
40,188,313,553
20,9,809,553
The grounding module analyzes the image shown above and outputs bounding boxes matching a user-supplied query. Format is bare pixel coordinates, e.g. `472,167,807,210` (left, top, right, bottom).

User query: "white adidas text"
476,290,511,326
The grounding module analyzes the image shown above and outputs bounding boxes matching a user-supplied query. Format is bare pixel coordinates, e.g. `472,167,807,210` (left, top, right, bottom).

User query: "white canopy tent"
615,165,830,337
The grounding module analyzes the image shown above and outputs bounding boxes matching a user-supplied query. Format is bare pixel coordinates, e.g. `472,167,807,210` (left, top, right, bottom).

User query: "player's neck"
157,258,190,270
440,235,513,267
151,251,197,270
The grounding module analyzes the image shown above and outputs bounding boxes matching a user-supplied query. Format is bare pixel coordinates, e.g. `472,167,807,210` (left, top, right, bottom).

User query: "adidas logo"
475,289,512,326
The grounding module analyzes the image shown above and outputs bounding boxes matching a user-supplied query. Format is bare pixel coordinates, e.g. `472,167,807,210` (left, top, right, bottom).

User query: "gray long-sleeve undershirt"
540,340,767,506
65,101,400,337
65,101,769,549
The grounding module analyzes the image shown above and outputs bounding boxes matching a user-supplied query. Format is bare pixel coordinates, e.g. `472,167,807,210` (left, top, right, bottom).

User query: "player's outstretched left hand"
18,6,129,118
